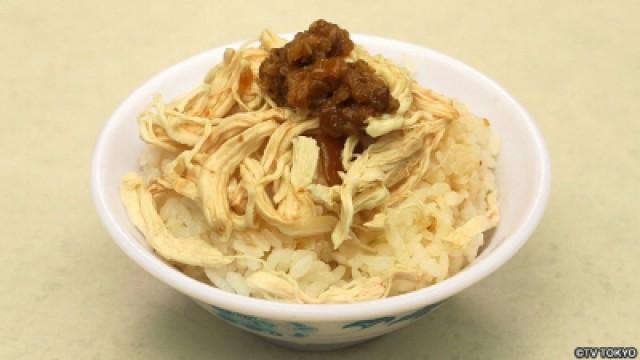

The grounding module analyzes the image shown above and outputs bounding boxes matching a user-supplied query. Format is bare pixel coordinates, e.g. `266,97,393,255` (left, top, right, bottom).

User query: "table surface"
2,1,639,358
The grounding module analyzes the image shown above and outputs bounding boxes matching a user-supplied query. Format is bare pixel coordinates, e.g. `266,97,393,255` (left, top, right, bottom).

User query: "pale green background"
1,1,638,359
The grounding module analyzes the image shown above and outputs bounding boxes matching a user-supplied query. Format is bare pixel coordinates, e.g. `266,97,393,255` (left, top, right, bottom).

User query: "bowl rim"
91,33,551,322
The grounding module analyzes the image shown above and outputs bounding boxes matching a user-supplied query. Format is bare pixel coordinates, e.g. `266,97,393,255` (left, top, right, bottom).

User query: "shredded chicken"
119,27,500,304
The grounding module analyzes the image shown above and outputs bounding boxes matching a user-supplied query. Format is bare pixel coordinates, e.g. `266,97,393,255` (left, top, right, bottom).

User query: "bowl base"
263,336,381,351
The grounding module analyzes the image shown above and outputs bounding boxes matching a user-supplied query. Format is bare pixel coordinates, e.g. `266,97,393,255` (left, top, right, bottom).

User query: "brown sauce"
258,20,399,185
315,134,344,186
238,67,253,94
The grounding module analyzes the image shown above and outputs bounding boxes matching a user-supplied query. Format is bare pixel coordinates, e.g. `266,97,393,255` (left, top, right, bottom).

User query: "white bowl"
91,34,550,351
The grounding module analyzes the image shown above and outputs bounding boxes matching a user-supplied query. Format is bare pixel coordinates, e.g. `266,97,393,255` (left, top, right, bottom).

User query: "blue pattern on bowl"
342,301,443,330
210,300,443,341
211,306,318,338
